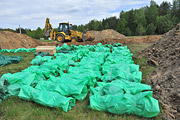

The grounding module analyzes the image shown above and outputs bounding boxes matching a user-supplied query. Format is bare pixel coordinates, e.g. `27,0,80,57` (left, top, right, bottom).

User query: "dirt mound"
0,31,43,49
88,29,126,41
0,30,160,49
142,23,180,119
43,35,161,47
125,35,162,43
83,32,95,41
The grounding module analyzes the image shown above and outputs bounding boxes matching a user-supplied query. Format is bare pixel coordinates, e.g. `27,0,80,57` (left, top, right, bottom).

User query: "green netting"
89,80,160,118
0,54,22,67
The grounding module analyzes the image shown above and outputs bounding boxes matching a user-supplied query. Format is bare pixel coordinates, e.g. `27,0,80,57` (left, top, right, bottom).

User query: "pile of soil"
45,35,161,47
0,31,43,49
88,29,126,41
0,30,161,49
142,23,180,119
125,35,162,43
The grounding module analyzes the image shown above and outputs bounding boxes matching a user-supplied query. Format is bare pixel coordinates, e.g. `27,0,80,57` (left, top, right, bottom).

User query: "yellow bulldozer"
44,18,93,42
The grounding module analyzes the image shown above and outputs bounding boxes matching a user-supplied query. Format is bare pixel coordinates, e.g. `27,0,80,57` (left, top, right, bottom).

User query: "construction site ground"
0,30,165,119
7,28,180,119
0,30,161,49
42,35,162,47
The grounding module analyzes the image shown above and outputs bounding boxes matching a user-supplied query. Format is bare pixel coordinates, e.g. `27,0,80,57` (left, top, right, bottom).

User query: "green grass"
126,36,145,38
0,44,161,120
0,97,144,120
126,43,157,82
0,52,35,77
38,39,54,42
126,35,159,38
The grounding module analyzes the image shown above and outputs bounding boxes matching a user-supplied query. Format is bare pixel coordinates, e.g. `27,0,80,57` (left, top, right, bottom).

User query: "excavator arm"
44,18,56,40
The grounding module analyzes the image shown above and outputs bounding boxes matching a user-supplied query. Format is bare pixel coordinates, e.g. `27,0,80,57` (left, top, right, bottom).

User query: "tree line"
1,0,180,38
75,0,180,36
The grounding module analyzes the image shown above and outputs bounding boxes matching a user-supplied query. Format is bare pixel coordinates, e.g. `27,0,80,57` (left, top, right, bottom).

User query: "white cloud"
154,0,173,4
0,0,165,29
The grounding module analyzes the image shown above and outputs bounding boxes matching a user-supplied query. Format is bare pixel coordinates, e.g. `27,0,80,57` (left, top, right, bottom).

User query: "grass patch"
0,43,161,120
38,39,54,42
126,36,144,38
126,43,157,83
126,35,158,38
0,97,143,120
0,52,34,77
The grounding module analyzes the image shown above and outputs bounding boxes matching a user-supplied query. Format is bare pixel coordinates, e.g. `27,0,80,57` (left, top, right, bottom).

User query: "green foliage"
136,24,146,36
53,28,58,33
134,9,146,27
125,27,131,36
34,27,43,39
159,1,171,16
26,29,36,38
172,16,179,26
16,28,26,34
75,0,179,36
117,18,127,35
145,0,158,25
77,24,85,32
172,0,180,19
72,25,77,30
147,23,156,35
156,15,173,34
0,28,15,32
25,27,44,39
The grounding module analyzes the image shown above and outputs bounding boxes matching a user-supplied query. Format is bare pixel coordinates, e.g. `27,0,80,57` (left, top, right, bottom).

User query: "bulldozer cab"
58,23,72,35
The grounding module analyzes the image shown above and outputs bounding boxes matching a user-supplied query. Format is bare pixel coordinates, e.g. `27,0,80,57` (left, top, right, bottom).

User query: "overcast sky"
0,0,172,29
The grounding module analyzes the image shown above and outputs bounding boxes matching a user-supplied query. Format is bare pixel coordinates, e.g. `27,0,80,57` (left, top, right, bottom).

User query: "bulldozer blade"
82,32,95,42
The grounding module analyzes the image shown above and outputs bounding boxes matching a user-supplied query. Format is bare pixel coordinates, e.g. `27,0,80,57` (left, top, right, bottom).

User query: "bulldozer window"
63,25,68,33
59,24,63,31
69,24,72,30
58,23,70,35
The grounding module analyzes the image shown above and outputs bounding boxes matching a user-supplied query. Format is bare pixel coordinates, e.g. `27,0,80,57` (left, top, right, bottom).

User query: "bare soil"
0,31,44,49
0,30,161,49
44,35,161,46
142,23,180,120
88,29,126,41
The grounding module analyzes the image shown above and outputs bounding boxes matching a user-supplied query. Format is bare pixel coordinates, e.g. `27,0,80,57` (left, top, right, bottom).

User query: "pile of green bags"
30,56,54,66
0,48,36,53
89,80,159,118
0,54,23,67
34,51,50,57
0,43,160,118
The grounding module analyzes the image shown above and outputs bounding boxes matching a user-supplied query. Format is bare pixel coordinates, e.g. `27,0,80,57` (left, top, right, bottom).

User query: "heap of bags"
0,43,160,118
0,54,22,67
